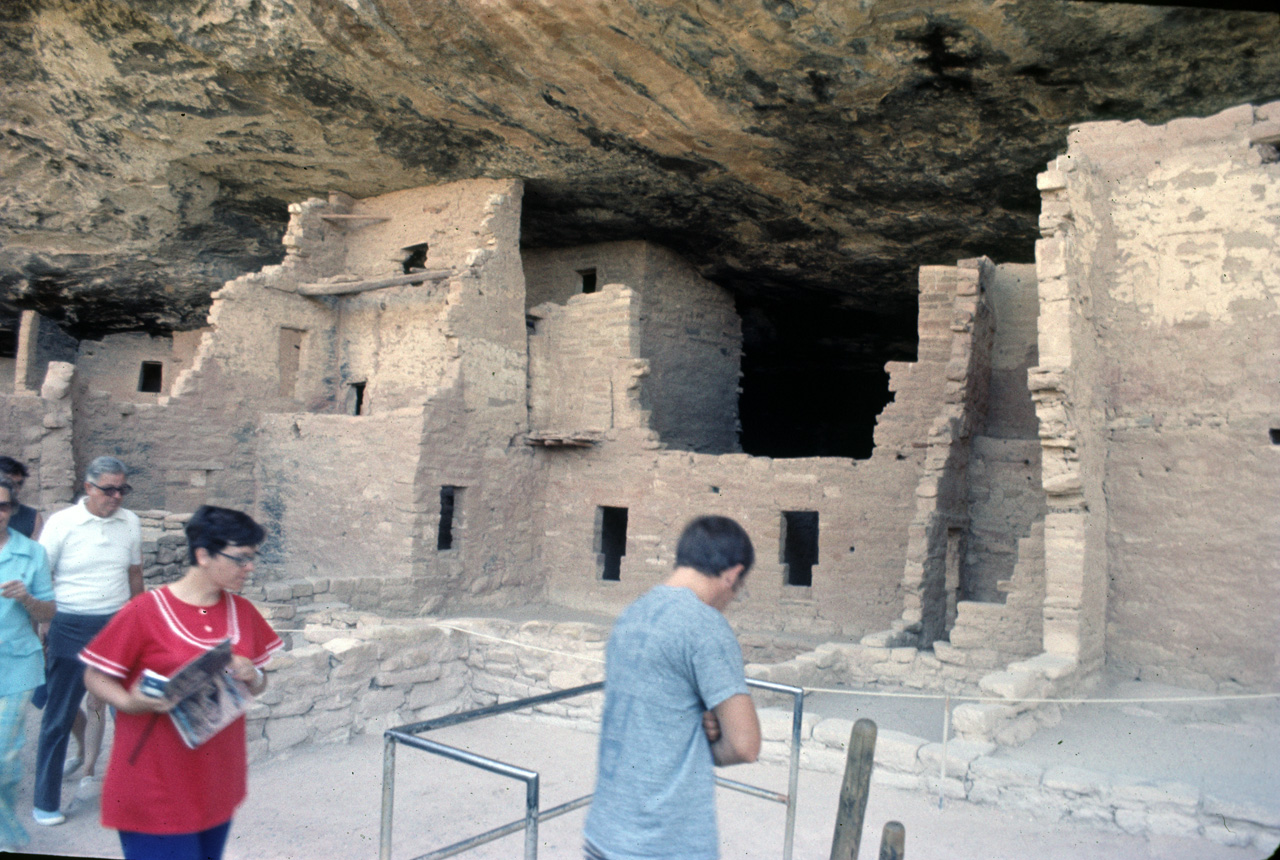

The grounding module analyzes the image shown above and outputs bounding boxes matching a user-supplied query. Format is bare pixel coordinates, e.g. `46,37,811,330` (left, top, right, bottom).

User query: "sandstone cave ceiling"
0,0,1277,345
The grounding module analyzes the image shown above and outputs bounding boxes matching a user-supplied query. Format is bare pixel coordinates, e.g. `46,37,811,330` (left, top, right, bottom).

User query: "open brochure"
150,639,252,749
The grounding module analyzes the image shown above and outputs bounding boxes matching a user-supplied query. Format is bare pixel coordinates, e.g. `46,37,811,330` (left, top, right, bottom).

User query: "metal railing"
379,678,805,860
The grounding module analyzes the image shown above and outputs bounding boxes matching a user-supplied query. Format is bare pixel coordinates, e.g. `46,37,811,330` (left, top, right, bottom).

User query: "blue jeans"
119,820,232,860
1,690,33,849
33,611,113,813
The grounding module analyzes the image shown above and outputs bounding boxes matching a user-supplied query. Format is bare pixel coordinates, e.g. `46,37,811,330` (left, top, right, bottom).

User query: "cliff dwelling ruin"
1,0,1278,851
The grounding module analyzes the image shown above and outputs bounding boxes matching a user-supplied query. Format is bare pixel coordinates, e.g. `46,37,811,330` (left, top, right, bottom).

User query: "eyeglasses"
0,502,12,513
215,551,257,568
88,482,132,497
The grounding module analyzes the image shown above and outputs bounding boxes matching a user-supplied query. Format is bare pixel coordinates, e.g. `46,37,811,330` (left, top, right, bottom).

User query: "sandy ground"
12,697,1280,860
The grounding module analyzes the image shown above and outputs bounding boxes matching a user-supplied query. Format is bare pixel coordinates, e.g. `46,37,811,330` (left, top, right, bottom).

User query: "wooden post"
829,718,877,860
878,821,905,860
288,269,453,296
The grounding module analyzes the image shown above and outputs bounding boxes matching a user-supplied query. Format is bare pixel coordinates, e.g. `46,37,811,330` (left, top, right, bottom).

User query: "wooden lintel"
319,214,390,225
295,269,452,296
525,435,599,448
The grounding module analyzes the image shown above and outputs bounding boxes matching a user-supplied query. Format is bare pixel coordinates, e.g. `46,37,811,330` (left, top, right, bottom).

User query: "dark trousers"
33,611,113,813
119,820,232,860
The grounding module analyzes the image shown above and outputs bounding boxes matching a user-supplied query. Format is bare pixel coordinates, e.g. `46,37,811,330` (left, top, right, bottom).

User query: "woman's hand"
2,579,54,623
84,667,174,715
227,654,268,695
1,578,30,601
123,679,177,715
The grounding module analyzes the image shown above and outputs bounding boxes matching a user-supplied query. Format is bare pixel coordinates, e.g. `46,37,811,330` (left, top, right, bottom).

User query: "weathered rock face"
0,0,1277,339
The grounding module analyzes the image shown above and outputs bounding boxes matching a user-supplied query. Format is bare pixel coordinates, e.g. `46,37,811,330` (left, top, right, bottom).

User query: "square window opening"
596,506,628,581
349,381,366,416
781,510,818,587
138,361,163,393
438,486,463,551
578,268,598,294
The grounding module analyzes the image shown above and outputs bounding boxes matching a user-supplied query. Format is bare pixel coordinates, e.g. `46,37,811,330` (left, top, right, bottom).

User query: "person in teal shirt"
0,475,55,852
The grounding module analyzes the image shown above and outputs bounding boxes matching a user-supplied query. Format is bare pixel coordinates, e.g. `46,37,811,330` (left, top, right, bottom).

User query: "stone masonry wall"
524,241,742,453
75,333,188,401
407,182,544,608
874,259,994,649
15,310,77,395
0,359,76,513
962,263,1044,603
1055,101,1280,691
527,284,648,441
522,241,647,310
254,411,427,586
537,438,917,637
69,359,262,514
633,242,742,454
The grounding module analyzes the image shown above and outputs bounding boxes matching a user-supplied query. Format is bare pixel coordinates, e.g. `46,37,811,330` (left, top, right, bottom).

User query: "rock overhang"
0,0,1277,339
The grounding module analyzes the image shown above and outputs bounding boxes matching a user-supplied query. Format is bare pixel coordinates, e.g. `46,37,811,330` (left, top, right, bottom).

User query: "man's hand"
702,710,721,744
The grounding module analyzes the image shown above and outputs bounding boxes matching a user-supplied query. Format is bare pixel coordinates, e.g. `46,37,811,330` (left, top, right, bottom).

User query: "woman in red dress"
81,505,282,860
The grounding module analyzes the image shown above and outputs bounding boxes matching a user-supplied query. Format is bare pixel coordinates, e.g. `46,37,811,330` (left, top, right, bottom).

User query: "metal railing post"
783,689,804,860
524,773,540,860
380,733,396,860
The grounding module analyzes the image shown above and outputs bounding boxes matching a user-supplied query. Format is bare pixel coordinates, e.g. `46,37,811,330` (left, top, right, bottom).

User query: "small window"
402,243,429,274
781,510,819,587
349,381,366,416
138,361,163,393
578,268,598,294
438,486,462,551
597,506,628,581
1271,428,1280,445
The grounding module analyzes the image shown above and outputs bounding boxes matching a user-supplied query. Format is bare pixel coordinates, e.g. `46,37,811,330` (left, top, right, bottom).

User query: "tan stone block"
1043,765,1110,796
1037,170,1068,192
951,703,1016,736
376,664,443,687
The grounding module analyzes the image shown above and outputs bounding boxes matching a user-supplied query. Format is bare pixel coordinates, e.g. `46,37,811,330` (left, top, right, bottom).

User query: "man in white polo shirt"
32,456,142,826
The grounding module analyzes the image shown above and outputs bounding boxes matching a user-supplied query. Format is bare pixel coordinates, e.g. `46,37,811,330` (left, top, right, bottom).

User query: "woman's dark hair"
0,456,28,478
675,515,754,578
185,505,266,565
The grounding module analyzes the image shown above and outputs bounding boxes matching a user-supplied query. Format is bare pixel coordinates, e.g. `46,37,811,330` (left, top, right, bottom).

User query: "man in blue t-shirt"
584,516,761,860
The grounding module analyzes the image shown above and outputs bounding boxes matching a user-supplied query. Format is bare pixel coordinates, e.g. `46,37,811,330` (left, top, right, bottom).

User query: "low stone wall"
138,510,191,587
746,638,990,693
247,615,606,762
763,709,1279,852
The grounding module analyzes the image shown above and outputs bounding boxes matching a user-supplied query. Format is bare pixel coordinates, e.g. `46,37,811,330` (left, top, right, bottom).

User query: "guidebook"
146,639,252,749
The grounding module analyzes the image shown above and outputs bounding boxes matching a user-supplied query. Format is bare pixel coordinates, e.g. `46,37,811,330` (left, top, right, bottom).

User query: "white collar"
68,496,129,525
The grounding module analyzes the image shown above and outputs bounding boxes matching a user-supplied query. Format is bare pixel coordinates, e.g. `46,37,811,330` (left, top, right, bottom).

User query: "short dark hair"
185,505,266,565
0,457,28,478
675,515,754,578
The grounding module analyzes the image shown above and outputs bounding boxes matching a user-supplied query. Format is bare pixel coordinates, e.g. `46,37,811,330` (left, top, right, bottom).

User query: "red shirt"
81,586,283,834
